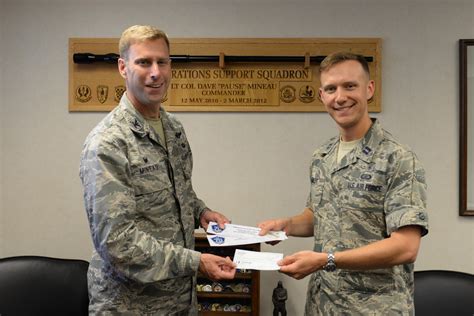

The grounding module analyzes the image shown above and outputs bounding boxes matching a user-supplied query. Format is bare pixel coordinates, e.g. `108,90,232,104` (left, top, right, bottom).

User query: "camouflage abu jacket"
80,94,206,315
305,119,429,316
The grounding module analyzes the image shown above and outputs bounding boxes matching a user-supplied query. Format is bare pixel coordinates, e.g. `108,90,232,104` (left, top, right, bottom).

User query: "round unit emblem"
280,85,296,103
299,85,316,103
76,85,92,103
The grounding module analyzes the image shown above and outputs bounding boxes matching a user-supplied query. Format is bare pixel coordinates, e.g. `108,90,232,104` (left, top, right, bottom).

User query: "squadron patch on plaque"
97,85,108,104
299,85,316,103
280,85,296,103
114,85,126,102
76,85,92,103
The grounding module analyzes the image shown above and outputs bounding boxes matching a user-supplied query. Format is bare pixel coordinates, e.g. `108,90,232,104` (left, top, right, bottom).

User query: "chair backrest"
414,270,474,316
0,255,89,316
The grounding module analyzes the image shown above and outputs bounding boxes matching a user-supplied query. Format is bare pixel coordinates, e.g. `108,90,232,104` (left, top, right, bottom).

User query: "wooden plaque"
69,38,382,112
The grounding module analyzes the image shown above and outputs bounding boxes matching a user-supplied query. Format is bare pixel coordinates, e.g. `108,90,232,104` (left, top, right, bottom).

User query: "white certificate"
233,249,283,271
207,235,265,247
206,222,287,246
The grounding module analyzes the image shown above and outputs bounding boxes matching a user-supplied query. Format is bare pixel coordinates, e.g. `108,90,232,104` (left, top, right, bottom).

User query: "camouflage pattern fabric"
79,94,207,315
304,119,428,316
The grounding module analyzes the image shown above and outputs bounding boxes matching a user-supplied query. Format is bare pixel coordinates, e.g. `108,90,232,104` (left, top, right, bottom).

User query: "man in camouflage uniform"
79,25,236,315
259,52,428,315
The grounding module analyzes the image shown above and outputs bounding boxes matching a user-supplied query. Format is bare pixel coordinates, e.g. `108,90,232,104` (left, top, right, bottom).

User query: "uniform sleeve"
185,152,207,228
384,150,429,236
305,152,324,212
79,137,201,284
179,129,208,228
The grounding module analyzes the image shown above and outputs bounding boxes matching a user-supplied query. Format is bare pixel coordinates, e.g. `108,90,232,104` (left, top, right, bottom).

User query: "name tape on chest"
348,182,382,192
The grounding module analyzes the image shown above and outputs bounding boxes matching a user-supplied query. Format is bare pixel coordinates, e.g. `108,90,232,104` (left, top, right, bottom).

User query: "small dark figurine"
272,280,288,316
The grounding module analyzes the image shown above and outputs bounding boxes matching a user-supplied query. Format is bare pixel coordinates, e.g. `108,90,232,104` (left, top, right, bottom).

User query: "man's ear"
366,80,375,100
118,58,127,79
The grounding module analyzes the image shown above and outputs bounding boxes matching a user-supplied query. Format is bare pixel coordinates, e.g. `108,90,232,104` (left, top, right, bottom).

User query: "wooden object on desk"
195,232,260,315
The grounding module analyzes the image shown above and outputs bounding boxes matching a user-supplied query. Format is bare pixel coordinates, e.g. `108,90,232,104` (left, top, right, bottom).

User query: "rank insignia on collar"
133,119,141,129
362,146,372,155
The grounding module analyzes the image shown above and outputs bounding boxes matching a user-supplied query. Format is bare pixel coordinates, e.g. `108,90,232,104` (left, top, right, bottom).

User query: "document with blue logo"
233,249,283,270
206,222,287,247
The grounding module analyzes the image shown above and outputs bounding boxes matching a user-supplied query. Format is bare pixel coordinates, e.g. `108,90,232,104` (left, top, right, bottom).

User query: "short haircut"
118,25,170,60
319,52,370,78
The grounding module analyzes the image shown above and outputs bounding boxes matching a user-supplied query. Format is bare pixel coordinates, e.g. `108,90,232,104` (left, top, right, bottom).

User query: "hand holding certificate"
206,221,288,247
233,249,283,271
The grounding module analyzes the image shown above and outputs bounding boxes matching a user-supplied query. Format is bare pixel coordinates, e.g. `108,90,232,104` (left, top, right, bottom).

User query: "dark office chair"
414,270,474,316
0,255,89,316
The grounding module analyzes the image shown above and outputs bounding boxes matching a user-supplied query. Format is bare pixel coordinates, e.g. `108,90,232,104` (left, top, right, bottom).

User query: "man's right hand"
258,218,291,236
257,218,292,245
258,208,315,240
199,253,236,281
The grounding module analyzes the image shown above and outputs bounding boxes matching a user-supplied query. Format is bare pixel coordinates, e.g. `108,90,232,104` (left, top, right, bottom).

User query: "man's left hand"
200,208,231,230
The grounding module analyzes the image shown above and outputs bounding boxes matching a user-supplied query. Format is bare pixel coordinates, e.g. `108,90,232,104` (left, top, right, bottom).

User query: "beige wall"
0,0,4,257
1,0,473,314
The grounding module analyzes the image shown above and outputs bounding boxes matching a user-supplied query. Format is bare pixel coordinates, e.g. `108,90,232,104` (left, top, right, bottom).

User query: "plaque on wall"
69,38,382,112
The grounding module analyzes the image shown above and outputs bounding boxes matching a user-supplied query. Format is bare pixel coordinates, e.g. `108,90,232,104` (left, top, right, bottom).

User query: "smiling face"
319,60,375,141
118,38,171,118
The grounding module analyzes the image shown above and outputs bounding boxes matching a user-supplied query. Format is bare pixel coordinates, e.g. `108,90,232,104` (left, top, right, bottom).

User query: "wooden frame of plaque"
69,38,382,112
